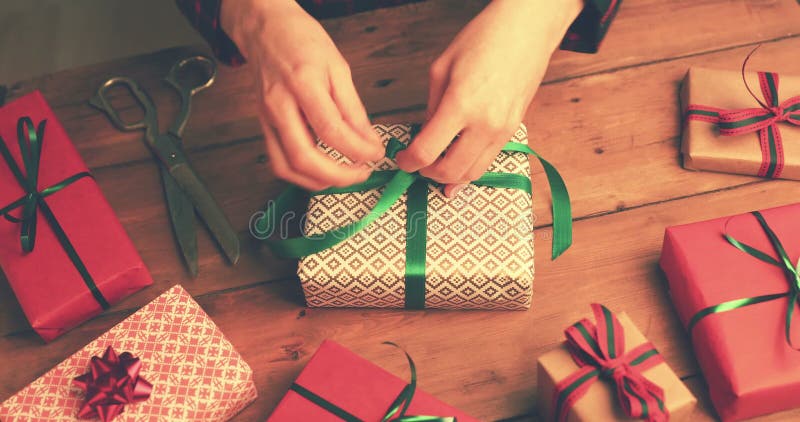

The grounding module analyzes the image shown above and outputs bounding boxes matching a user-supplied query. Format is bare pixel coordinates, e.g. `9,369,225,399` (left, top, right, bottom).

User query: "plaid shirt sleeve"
176,0,620,66
296,0,425,18
175,0,245,66
561,0,622,53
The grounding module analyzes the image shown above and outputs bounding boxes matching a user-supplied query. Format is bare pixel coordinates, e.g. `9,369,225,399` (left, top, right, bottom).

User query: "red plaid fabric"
175,0,245,66
175,0,621,65
561,0,621,53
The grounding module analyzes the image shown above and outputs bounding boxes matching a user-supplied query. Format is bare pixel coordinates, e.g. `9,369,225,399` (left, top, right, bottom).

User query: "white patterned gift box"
0,285,257,421
298,123,535,310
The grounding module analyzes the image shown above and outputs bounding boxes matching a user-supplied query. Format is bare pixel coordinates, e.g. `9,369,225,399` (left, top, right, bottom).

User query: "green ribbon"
257,129,572,309
687,211,800,349
289,342,455,422
0,117,109,309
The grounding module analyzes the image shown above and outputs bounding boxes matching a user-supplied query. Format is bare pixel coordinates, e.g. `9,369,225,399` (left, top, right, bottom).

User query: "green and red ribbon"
73,346,152,422
288,342,455,422
687,211,800,350
0,117,110,309
686,52,800,178
256,126,572,309
553,304,667,422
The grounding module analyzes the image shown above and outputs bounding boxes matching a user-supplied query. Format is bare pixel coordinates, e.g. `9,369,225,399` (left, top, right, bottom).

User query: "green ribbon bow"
688,211,800,349
289,342,455,422
0,116,109,309
256,128,572,309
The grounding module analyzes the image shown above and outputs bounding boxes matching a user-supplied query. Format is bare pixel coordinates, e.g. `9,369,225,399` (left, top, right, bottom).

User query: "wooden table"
2,0,800,420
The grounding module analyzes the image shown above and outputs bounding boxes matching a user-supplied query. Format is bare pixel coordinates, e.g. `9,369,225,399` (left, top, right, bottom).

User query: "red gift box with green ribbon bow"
0,91,152,341
267,340,478,421
660,203,800,421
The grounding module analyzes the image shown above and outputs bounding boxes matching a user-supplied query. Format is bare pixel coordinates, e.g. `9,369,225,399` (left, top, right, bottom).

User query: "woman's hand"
395,0,583,197
222,0,384,191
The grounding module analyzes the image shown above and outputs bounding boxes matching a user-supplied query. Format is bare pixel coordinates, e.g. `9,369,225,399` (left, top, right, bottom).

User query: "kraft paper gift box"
267,339,478,421
660,203,800,421
680,67,800,179
537,304,696,422
0,285,257,421
0,91,153,342
297,123,537,310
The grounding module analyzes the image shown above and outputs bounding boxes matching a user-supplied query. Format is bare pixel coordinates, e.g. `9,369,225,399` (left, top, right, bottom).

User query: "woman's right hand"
222,0,384,191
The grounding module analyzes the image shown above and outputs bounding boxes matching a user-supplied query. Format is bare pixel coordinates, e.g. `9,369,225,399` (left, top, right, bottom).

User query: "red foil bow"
73,346,152,421
552,304,667,422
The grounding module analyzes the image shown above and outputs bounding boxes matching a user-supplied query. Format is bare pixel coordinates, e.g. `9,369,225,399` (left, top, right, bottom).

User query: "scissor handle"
89,77,158,133
164,55,217,137
165,55,217,95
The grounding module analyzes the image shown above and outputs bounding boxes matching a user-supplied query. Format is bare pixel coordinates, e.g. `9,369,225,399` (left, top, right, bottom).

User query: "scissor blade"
161,167,199,277
168,162,240,265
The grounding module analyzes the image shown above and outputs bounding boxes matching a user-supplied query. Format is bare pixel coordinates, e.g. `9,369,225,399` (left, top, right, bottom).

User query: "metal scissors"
90,55,239,277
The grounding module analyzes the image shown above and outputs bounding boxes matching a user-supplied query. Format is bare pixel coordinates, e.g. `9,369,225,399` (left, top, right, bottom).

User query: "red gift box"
660,203,800,421
268,340,479,421
0,91,152,342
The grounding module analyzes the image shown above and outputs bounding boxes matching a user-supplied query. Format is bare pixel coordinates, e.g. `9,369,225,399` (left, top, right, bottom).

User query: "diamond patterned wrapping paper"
0,285,257,421
298,123,535,309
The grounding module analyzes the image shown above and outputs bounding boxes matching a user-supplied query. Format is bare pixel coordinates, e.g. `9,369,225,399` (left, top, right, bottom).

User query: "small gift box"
0,285,257,421
537,304,696,422
268,339,477,421
680,66,800,179
257,123,572,310
0,91,153,341
660,204,800,421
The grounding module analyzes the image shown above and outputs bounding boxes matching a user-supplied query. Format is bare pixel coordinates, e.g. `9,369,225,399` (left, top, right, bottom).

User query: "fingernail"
444,183,467,198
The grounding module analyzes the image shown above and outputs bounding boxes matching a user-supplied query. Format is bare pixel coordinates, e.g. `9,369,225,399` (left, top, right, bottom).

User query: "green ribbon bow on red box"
0,116,109,309
255,126,573,309
688,210,800,350
289,342,454,422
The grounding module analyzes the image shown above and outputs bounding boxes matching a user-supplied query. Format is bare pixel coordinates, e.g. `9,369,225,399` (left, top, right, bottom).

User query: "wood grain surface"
2,0,800,420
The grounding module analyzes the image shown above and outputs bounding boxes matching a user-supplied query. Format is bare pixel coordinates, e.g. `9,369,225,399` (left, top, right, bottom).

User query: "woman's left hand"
395,0,583,197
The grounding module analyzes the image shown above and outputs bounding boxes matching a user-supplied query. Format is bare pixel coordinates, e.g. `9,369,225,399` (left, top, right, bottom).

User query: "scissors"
90,55,240,277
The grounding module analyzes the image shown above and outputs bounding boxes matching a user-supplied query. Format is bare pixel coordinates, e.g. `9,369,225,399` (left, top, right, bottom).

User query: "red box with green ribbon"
267,339,478,421
0,91,152,342
660,203,800,420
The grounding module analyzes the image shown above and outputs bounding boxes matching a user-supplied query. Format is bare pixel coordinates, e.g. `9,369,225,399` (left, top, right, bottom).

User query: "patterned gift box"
0,285,257,421
297,123,536,310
